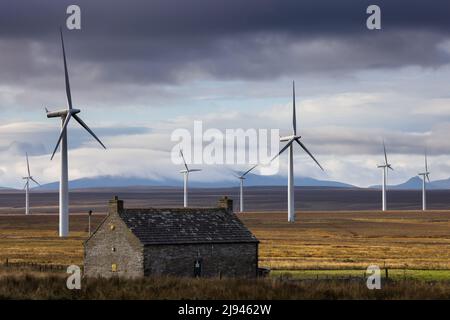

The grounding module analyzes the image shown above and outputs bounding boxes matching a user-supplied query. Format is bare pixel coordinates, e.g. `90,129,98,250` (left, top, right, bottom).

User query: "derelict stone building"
84,196,259,278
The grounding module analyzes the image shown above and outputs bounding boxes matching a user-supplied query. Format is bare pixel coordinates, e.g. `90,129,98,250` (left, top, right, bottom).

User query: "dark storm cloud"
1,0,450,85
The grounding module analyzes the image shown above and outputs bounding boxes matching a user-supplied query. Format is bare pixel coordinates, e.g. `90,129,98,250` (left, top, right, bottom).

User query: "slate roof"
118,208,259,245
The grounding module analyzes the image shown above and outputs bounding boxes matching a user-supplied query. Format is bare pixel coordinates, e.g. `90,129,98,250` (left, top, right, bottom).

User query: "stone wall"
84,211,144,278
143,242,258,278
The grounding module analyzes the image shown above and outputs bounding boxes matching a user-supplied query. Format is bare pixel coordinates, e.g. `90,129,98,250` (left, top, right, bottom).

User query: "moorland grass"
0,273,449,300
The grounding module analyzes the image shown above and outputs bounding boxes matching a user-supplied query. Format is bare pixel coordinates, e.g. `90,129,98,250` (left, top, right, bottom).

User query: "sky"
1,0,450,188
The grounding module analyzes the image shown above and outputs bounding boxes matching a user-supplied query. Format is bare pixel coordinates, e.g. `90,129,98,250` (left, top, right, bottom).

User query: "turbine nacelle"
233,164,258,180
178,149,201,174
46,108,81,118
379,140,393,170
418,172,430,182
23,153,40,189
180,169,201,173
280,135,301,142
271,82,324,172
178,148,202,208
420,150,430,182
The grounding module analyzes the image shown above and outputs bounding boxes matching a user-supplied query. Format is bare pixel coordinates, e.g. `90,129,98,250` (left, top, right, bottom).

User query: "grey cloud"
3,141,47,156
0,123,151,156
1,0,450,88
306,124,450,157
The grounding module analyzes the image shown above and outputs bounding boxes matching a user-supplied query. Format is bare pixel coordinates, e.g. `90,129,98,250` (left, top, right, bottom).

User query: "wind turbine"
233,164,258,213
179,149,201,207
377,141,393,211
271,81,324,222
23,153,41,215
418,150,430,211
46,29,106,237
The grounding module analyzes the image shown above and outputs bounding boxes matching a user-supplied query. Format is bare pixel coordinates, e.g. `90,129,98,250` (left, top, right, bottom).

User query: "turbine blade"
226,166,241,178
26,152,30,177
23,180,28,190
425,149,428,172
295,138,324,171
30,177,41,186
242,164,258,177
426,173,430,182
292,81,297,135
72,114,106,149
51,113,72,160
270,139,294,163
383,140,388,166
60,28,73,110
179,149,189,171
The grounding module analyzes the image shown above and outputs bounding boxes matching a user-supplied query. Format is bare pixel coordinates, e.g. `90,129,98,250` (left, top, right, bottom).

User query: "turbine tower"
418,150,430,211
271,81,324,222
179,149,201,207
46,29,106,237
23,153,40,215
233,164,258,213
377,141,393,212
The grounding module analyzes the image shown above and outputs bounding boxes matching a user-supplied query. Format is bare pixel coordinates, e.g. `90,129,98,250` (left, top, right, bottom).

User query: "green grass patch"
271,269,450,281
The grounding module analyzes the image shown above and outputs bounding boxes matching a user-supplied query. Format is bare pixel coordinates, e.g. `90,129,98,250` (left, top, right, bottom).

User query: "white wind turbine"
23,152,41,215
46,29,106,237
418,150,430,211
179,149,201,207
377,141,393,212
271,81,324,222
233,164,258,213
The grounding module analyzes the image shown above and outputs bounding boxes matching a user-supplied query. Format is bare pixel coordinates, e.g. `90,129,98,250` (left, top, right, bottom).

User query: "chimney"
109,196,124,215
217,196,233,214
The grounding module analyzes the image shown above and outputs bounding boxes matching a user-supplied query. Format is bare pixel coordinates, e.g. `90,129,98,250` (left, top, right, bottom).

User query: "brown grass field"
0,210,449,272
245,210,450,271
0,209,449,299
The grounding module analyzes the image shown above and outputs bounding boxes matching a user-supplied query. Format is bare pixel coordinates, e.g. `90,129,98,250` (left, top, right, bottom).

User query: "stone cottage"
84,196,259,278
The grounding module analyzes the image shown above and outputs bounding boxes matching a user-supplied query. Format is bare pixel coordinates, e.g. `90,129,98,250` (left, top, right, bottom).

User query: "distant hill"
370,176,450,190
35,174,356,190
429,177,450,189
242,173,355,188
387,176,423,190
0,187,18,191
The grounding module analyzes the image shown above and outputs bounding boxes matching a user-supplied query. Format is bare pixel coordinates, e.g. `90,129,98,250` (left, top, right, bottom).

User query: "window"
112,263,117,272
